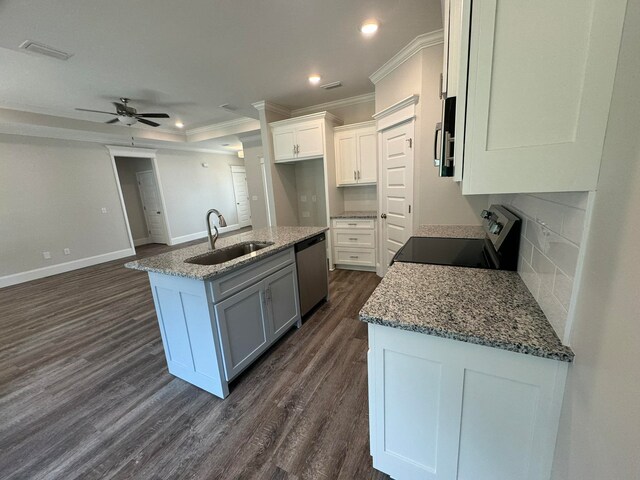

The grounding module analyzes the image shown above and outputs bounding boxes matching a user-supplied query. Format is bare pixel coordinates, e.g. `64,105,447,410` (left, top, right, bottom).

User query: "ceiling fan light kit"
75,97,170,127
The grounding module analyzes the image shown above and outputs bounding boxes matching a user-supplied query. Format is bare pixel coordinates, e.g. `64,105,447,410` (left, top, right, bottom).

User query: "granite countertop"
330,211,378,219
414,224,486,239
360,262,574,362
125,226,328,281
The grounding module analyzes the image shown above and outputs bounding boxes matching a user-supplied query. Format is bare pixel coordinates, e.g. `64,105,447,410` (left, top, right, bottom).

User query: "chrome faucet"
206,209,227,249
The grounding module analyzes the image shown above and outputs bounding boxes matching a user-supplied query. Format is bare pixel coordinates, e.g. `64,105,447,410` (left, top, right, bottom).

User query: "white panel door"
231,166,252,227
380,122,414,273
335,131,358,186
463,0,626,194
357,128,377,184
136,170,167,244
295,121,324,159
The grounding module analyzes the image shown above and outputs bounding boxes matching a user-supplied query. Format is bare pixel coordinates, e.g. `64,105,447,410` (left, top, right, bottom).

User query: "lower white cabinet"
149,248,301,398
332,218,377,270
368,323,568,480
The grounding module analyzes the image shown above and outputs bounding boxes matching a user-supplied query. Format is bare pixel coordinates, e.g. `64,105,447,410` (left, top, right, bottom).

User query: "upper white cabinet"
446,0,627,194
334,121,377,186
271,112,341,163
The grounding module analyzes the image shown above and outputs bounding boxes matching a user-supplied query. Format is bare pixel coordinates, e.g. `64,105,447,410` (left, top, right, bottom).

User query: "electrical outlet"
43,251,51,259
101,207,108,214
300,195,307,202
252,195,258,201
63,248,71,255
302,211,310,218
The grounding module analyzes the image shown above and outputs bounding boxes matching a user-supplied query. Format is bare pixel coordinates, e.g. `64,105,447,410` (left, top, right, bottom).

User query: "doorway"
378,120,415,275
136,170,169,244
231,165,252,228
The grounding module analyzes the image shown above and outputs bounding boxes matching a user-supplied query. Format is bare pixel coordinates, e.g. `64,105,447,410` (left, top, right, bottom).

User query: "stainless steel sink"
185,242,274,266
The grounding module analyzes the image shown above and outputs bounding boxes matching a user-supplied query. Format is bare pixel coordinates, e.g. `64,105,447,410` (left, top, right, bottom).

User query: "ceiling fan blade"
105,118,119,124
136,118,160,127
75,108,117,115
136,113,170,118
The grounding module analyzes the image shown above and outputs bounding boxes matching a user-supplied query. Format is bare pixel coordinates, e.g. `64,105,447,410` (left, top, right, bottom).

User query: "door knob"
156,211,161,214
381,213,387,219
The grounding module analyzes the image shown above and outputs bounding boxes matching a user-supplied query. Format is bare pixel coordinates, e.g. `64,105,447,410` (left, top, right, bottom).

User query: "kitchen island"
126,226,328,398
360,224,573,480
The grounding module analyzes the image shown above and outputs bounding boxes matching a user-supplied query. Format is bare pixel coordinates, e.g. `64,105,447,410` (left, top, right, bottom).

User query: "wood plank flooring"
0,240,388,479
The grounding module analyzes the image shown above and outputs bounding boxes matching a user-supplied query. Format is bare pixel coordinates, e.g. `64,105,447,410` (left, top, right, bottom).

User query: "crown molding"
369,29,444,85
251,101,291,117
333,120,376,132
106,145,158,158
185,117,260,136
268,110,342,128
290,92,375,117
373,95,420,131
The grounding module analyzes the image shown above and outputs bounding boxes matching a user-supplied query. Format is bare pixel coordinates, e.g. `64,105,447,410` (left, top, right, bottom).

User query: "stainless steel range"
392,205,522,270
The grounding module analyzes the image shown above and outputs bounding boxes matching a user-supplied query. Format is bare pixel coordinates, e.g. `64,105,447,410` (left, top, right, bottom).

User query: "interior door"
231,166,252,228
295,121,324,159
136,170,167,244
380,121,414,274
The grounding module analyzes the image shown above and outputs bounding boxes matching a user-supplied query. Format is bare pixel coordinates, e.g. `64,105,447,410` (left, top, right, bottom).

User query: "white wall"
551,1,640,478
0,134,132,280
374,44,488,229
115,156,154,242
154,149,244,242
490,193,589,343
343,185,377,212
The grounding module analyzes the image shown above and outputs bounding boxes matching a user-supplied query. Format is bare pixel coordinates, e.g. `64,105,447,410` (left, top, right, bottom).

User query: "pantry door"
379,120,414,275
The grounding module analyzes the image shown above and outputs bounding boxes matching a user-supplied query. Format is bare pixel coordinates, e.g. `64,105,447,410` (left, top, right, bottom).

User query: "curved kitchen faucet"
206,208,227,249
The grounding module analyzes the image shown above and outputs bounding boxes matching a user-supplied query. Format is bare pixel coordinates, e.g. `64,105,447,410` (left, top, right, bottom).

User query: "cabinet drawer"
332,219,375,229
208,248,294,302
334,247,376,267
334,230,375,248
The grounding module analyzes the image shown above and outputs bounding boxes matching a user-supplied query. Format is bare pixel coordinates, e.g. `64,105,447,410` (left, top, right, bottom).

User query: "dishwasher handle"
295,233,326,252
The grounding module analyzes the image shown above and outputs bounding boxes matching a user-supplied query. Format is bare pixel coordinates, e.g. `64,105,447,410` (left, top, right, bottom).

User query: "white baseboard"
134,237,152,247
0,248,136,289
170,223,242,246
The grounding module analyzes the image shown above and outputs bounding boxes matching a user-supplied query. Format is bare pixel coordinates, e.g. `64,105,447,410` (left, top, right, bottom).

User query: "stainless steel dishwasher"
294,233,329,317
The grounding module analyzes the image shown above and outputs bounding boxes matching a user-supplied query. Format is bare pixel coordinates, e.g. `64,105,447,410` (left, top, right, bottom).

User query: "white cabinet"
272,118,329,163
334,121,377,186
332,218,377,270
445,0,626,194
368,323,568,480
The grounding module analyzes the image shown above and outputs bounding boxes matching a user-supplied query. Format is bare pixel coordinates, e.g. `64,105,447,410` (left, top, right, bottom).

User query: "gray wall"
241,142,269,229
0,134,131,276
375,45,488,228
294,158,327,227
115,156,153,242
154,149,245,241
551,2,640,478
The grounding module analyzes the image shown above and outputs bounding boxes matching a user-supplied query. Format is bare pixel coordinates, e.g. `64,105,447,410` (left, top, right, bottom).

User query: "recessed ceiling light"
360,20,379,35
175,121,184,129
308,74,322,85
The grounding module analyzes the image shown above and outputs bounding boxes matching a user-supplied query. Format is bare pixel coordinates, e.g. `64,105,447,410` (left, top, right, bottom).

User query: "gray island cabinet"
148,248,300,398
126,226,329,398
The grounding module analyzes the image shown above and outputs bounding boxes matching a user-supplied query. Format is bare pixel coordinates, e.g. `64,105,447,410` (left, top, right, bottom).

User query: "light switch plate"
43,251,51,259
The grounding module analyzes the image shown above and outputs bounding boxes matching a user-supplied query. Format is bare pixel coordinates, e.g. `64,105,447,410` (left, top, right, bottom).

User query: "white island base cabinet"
367,324,568,480
149,249,301,398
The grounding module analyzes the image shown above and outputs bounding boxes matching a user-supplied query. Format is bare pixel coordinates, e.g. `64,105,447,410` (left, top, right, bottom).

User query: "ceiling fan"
76,98,170,127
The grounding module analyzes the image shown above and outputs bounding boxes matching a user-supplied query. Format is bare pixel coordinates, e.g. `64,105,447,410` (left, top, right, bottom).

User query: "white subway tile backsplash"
491,191,589,343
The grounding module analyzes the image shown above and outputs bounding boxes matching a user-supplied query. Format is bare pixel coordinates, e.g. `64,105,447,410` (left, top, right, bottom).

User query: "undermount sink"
185,241,274,266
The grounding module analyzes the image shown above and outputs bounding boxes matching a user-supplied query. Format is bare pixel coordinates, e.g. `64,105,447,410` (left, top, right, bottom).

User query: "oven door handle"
434,122,442,166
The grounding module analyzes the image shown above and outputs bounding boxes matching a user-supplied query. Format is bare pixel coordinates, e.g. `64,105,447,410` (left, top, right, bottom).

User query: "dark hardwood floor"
0,238,387,479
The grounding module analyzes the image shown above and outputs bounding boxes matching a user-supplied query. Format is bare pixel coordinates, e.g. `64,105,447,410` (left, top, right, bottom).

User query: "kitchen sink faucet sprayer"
206,209,227,249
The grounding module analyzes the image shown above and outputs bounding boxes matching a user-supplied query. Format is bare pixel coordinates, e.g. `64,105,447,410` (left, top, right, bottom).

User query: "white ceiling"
0,0,442,132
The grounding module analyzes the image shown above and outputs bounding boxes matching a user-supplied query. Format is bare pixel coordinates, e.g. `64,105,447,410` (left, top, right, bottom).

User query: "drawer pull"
349,255,359,259
348,223,357,226
349,237,358,241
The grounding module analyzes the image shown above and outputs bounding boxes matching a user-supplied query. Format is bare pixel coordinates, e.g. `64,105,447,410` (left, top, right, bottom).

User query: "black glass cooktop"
392,237,495,269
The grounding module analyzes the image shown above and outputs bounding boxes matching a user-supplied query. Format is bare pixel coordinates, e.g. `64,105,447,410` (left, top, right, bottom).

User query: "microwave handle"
434,122,442,166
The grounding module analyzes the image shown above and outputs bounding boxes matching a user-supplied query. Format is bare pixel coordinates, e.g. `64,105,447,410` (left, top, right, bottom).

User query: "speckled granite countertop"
125,226,328,281
414,224,486,239
330,211,378,219
360,262,574,362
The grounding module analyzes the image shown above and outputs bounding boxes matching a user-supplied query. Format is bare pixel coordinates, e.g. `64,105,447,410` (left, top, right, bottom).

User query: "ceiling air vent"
321,81,342,90
19,40,72,61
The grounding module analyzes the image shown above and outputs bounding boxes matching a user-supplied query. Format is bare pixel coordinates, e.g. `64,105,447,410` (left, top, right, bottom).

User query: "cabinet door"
463,0,626,194
356,128,377,184
295,121,324,159
335,131,358,186
273,127,296,162
214,281,269,380
264,264,300,339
